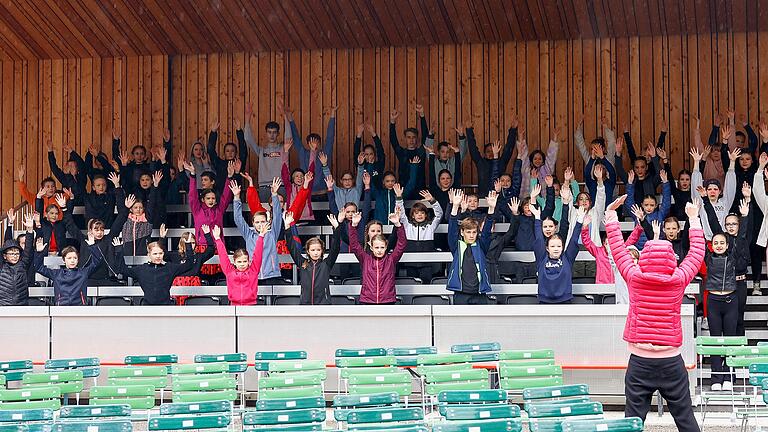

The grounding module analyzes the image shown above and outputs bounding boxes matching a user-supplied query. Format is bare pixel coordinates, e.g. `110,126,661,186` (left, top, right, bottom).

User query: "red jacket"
348,223,407,304
215,237,263,306
606,220,705,347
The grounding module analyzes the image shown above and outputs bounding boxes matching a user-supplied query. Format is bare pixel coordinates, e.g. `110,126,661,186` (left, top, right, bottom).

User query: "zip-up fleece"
446,212,494,293
348,223,407,304
234,197,282,280
35,244,104,305
285,226,341,305
189,176,234,246
215,237,263,305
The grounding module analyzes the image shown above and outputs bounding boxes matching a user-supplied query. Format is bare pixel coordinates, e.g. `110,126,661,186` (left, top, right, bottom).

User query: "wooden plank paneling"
5,30,768,210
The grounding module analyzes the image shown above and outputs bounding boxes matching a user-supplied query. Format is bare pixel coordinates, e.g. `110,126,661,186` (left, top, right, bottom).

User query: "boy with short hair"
446,189,498,304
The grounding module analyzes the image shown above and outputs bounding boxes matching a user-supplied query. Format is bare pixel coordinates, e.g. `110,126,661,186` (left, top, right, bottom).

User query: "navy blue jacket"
35,244,104,305
446,212,495,294
533,219,583,303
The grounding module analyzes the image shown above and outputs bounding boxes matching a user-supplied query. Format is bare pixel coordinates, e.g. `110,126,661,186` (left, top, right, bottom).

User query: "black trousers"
707,292,739,383
625,354,699,432
750,243,764,283
736,279,748,336
453,292,489,305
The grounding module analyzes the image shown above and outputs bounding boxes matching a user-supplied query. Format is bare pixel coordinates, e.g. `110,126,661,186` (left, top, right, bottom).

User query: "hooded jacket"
446,212,495,294
35,244,104,306
606,219,705,348
348,223,407,304
0,232,34,306
234,196,282,280
189,176,234,247
534,219,583,303
215,237,263,305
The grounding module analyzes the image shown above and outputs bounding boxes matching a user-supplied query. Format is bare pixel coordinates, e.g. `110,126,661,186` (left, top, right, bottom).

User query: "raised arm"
214,237,235,274
390,224,408,261
574,121,590,163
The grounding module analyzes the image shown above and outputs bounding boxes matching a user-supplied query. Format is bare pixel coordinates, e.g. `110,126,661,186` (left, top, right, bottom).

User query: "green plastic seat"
749,363,768,386
124,355,178,365
59,405,131,419
194,354,247,374
415,364,473,375
348,372,411,385
170,363,228,376
498,350,555,361
416,353,473,366
451,344,501,362
173,390,238,404
244,426,322,432
0,377,5,388
0,409,53,422
695,336,748,355
173,378,237,392
561,417,643,432
258,375,321,389
500,365,564,391
523,385,589,401
335,348,388,358
159,400,231,415
258,387,322,400
22,371,83,395
90,385,155,410
243,407,325,425
346,406,423,426
44,358,99,373
0,387,61,411
0,362,33,384
254,360,326,374
255,396,324,411
255,351,307,361
333,392,401,422
108,367,168,389
336,356,397,368
526,401,603,419
388,347,438,367
340,366,397,379
444,404,521,420
433,418,523,432
52,421,132,432
427,369,489,383
0,425,29,432
438,390,507,403
148,415,230,430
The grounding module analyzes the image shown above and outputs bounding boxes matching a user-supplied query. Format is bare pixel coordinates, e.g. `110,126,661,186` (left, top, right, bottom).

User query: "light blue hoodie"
234,196,282,280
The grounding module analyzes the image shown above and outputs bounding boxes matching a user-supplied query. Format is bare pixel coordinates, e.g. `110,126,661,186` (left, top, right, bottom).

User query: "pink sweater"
215,237,263,305
189,177,234,246
581,224,643,284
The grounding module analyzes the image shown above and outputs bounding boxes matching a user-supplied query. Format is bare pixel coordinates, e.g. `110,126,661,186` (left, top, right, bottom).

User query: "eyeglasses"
4,251,20,256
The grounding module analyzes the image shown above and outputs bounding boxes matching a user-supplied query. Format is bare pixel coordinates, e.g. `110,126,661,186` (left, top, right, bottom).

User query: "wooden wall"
4,32,768,210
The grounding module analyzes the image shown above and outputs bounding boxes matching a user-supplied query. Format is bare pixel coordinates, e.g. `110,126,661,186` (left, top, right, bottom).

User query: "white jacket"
395,199,444,241
752,170,768,247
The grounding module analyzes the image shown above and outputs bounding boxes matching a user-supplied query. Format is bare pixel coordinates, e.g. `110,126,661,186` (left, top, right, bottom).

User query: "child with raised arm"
348,207,408,304
624,168,672,248
532,198,585,304
446,189,498,304
283,212,342,305
213,224,265,306
112,237,196,305
0,213,36,306
605,198,704,431
35,233,103,306
395,188,444,283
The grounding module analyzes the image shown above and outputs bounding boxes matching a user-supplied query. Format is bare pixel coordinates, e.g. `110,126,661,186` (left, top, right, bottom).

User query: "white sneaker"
701,318,709,330
711,383,722,391
722,381,733,391
753,287,762,296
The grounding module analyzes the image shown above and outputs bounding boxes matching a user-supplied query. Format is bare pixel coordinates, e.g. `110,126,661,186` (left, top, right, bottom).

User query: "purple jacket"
348,223,407,304
189,177,234,246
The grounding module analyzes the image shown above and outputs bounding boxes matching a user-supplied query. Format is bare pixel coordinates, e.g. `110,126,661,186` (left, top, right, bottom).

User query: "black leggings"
736,278,748,336
625,354,699,432
707,292,739,384
750,242,765,283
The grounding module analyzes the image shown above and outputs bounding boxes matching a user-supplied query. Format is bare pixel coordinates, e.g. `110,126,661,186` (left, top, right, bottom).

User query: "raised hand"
183,160,195,175
651,220,661,240
696,185,707,198
615,136,624,156
409,156,421,164
283,137,294,152
486,190,498,210
728,147,742,162
229,180,241,196
685,202,700,220
393,183,404,198
390,110,400,123
226,160,237,177
494,179,502,193
563,167,574,183
742,181,752,199
388,207,401,226
529,203,541,219
112,237,123,247
760,120,768,142
125,194,137,209
560,185,573,204
351,211,362,227
210,120,220,132
419,190,434,202
35,237,46,252
108,172,120,187
23,214,33,231
455,123,465,136
760,152,768,169
36,187,46,199
656,147,667,160
722,124,733,142
460,195,469,213
119,149,130,166
450,189,464,208
544,175,554,188
508,197,520,215
627,170,635,184
17,165,24,181
593,163,604,182
303,171,314,189
308,136,320,152
530,183,542,201
85,232,95,246
327,213,340,229
54,193,67,208
201,224,211,234
607,195,627,211
318,151,328,166
659,169,668,183
491,140,502,158
574,206,587,223
702,145,712,160
152,170,163,187
631,204,645,221
211,225,221,240
6,208,15,225
740,199,750,217
271,177,282,195
356,123,365,137
690,147,703,163
159,223,168,238
241,172,254,187
645,141,657,158
415,104,424,116
357,152,365,165
362,171,371,188
583,213,592,227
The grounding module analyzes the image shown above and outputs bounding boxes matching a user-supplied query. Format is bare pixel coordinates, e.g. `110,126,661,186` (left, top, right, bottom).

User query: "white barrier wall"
0,306,50,360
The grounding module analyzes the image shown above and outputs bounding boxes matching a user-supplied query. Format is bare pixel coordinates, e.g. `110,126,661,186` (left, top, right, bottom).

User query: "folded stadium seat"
347,370,413,400
331,296,357,305
124,355,178,375
107,366,169,391
436,389,510,416
526,400,604,431
431,277,449,285
387,347,437,367
22,371,84,396
433,418,522,432
560,417,643,432
737,375,768,430
451,343,501,363
345,406,425,431
169,363,237,404
253,352,327,395
600,295,616,304
499,364,563,394
334,348,397,394
570,296,594,304
89,384,156,410
27,297,50,307
333,392,400,426
243,397,326,431
0,386,61,410
44,357,100,405
183,297,222,306
695,336,751,423
95,297,133,306
0,408,54,432
410,295,450,305
522,384,592,412
0,360,34,386
59,404,132,423
273,297,301,305
505,296,539,305
148,400,231,432
52,419,132,432
342,278,361,285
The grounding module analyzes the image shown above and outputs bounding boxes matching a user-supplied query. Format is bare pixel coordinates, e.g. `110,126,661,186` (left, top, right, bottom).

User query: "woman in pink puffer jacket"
605,195,704,432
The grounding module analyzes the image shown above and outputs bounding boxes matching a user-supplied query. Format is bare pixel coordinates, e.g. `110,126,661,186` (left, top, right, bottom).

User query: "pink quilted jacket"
581,224,643,284
606,220,705,347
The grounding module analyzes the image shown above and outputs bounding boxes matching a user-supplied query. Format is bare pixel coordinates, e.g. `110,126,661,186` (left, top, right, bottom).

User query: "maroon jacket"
348,223,407,304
